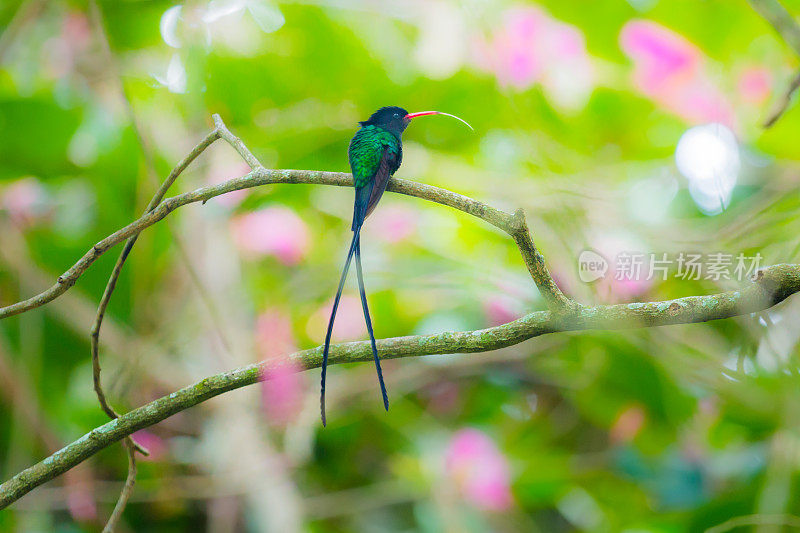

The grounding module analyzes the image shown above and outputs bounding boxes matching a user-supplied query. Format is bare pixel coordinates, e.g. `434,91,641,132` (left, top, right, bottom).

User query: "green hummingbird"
321,106,472,426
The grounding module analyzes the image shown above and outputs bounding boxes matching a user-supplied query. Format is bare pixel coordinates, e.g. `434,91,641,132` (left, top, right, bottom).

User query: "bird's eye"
393,113,399,118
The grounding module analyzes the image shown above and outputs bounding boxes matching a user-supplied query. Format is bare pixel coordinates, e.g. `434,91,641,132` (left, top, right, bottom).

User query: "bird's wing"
364,145,399,219
349,128,401,228
348,126,386,188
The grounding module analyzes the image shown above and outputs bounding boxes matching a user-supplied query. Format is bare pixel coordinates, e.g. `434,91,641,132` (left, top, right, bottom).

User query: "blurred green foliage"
1,0,800,531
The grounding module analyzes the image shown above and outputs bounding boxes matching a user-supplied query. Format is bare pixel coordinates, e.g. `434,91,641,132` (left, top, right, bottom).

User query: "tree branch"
1,114,799,513
86,118,219,529
0,0,795,520
2,263,800,508
0,114,570,516
0,122,567,320
101,440,136,533
748,0,800,55
90,129,219,428
747,0,800,126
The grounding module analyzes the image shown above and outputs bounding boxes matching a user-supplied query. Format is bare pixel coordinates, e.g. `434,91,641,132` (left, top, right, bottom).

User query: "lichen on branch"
1,115,800,516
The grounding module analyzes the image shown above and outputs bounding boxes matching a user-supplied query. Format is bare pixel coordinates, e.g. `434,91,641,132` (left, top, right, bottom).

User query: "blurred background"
1,0,800,531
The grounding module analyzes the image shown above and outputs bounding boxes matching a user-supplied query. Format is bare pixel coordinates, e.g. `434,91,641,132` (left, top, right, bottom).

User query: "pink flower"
62,12,92,53
595,268,652,302
423,381,461,415
738,66,772,105
1,177,50,226
365,204,417,243
588,235,654,302
256,309,297,360
606,276,652,300
621,20,700,91
482,295,523,326
44,12,91,79
489,7,548,88
256,309,304,424
132,430,167,461
472,6,594,109
67,488,97,522
63,467,97,522
445,428,513,511
620,20,735,126
206,146,252,207
610,405,646,444
230,206,310,265
261,360,304,425
307,295,366,344
539,20,594,110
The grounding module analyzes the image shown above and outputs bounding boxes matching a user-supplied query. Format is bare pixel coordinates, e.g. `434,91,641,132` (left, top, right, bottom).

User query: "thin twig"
88,0,236,357
101,439,136,533
0,335,96,524
706,513,800,533
86,124,219,446
213,114,263,169
0,118,565,320
89,128,219,436
507,208,572,310
764,70,800,127
2,262,800,508
0,220,180,390
85,87,221,523
748,0,800,126
748,0,800,55
2,114,800,510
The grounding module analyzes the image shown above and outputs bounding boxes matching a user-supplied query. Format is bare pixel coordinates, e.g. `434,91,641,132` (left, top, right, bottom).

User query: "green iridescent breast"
348,125,401,188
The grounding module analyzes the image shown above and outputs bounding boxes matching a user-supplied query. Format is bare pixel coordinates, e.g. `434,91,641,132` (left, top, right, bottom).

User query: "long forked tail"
320,227,360,427
354,234,389,411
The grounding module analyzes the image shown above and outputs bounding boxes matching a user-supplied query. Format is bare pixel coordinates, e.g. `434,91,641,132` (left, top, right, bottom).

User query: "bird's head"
359,106,410,135
359,106,473,136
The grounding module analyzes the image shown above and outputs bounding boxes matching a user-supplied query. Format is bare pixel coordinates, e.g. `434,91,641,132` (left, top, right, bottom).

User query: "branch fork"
0,114,799,526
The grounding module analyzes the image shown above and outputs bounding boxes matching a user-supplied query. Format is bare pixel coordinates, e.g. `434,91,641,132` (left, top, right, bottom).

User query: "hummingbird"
320,106,472,426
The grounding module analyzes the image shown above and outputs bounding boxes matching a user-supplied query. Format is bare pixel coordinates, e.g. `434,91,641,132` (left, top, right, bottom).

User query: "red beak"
404,111,474,131
405,111,441,120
